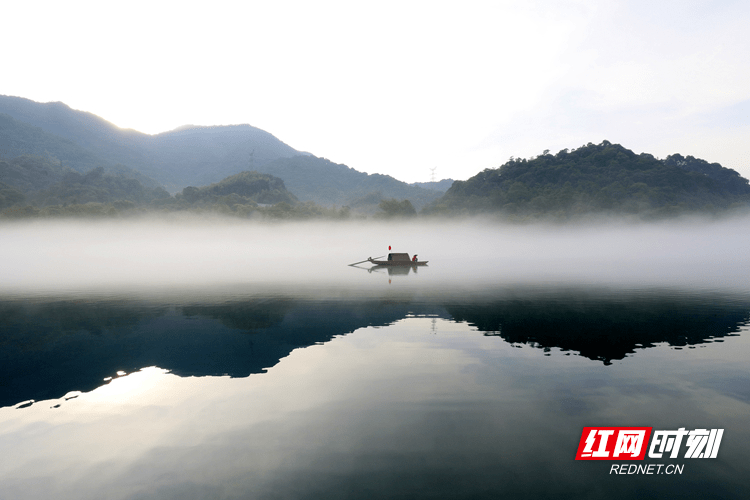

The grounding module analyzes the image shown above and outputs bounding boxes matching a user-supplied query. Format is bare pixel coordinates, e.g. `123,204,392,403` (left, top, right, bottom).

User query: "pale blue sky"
3,0,749,182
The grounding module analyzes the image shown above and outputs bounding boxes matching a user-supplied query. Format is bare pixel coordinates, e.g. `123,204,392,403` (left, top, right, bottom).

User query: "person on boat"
412,254,418,262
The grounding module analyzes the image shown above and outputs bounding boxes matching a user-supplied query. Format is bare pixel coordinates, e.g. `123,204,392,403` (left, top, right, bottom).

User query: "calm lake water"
2,219,750,499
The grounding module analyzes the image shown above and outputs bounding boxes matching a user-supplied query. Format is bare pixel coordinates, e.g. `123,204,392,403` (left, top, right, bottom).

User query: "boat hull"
368,259,428,266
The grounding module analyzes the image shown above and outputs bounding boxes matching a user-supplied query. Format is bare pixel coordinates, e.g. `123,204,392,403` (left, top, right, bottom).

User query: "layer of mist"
2,215,750,297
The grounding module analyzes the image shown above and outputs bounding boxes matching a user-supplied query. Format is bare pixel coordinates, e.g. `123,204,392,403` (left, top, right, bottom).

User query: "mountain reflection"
0,297,424,408
1,287,748,408
446,290,750,364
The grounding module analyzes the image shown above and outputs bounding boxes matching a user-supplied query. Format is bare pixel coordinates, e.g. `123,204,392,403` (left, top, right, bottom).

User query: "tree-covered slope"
0,155,67,192
426,141,750,218
177,171,298,207
0,97,439,210
0,182,25,210
0,113,161,188
168,171,349,219
0,96,154,171
256,155,441,211
0,113,105,171
410,179,455,192
0,158,346,220
0,155,169,209
662,153,750,195
0,96,303,191
149,125,304,190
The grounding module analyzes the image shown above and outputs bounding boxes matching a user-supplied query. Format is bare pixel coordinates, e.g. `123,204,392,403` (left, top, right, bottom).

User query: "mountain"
0,156,343,220
177,171,298,207
253,155,441,211
426,141,750,219
0,155,169,212
0,96,437,210
0,155,68,194
0,96,154,171
0,95,303,191
147,125,306,190
662,153,750,195
410,179,455,192
0,113,160,188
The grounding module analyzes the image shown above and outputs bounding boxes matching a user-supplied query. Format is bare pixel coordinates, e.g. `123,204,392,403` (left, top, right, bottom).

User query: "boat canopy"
387,253,411,262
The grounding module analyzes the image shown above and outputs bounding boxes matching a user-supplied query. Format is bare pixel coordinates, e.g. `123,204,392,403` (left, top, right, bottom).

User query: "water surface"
1,218,750,499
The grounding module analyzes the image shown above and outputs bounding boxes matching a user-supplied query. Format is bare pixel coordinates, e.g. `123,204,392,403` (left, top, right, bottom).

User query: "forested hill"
410,179,455,192
255,155,441,211
148,125,305,190
0,96,437,208
1,156,347,220
0,113,161,188
0,96,155,172
177,171,298,207
426,141,750,219
0,155,169,214
0,95,303,191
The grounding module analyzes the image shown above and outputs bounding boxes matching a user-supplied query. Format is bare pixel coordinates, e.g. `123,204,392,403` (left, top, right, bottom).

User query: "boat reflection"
370,264,422,276
348,263,425,275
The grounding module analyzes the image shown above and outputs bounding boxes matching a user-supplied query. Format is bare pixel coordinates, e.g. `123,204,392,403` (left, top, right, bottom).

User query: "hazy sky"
3,0,749,183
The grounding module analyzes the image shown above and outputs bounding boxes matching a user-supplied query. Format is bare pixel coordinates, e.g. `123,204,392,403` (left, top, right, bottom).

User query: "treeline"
4,141,750,221
0,111,162,189
170,171,352,219
0,156,354,220
1,155,169,217
424,141,750,220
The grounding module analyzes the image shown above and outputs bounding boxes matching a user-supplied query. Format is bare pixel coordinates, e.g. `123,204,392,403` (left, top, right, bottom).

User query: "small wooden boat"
367,253,428,266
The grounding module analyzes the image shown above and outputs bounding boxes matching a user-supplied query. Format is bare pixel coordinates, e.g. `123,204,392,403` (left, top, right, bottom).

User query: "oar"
348,256,385,266
348,264,370,271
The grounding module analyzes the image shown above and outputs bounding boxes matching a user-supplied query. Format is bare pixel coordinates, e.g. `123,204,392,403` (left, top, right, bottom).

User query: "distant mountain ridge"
253,155,441,211
0,95,302,191
8,96,745,221
0,95,438,211
410,179,455,192
0,113,161,188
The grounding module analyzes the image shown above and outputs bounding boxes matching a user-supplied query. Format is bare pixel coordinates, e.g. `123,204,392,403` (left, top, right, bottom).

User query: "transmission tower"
429,167,437,183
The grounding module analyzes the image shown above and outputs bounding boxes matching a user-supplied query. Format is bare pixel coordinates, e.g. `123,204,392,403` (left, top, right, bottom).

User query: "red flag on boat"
389,246,391,250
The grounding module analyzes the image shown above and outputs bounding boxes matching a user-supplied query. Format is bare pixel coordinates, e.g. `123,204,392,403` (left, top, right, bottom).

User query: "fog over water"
2,215,750,297
3,216,750,500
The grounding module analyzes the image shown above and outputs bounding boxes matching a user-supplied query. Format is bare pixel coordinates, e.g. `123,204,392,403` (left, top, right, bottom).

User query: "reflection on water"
3,287,748,408
1,284,750,499
0,295,421,407
446,290,750,364
350,264,424,276
3,219,750,498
